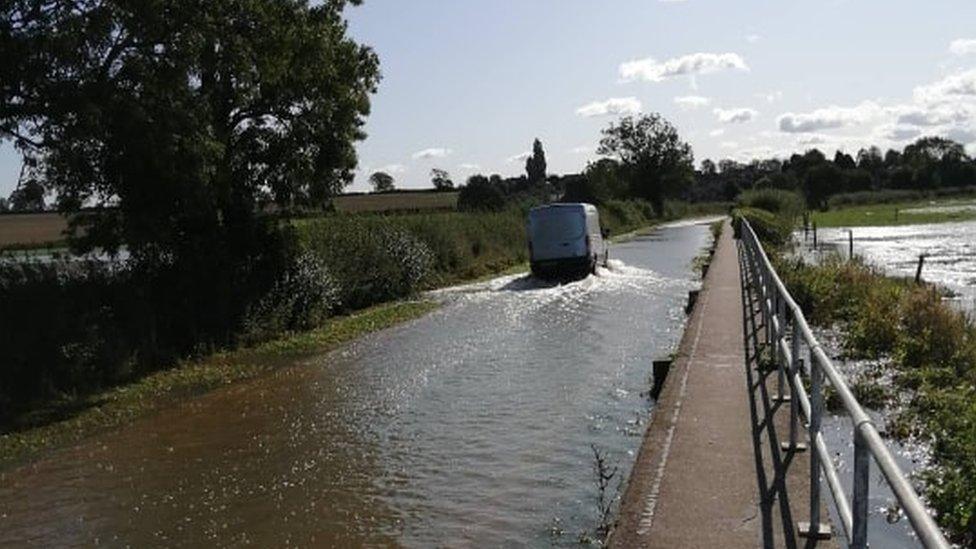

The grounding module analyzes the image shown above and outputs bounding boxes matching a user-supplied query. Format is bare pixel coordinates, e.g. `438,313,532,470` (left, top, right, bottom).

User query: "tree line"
694,136,976,209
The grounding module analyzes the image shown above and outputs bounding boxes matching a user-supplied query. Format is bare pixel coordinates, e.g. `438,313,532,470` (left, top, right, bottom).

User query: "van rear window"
529,209,585,241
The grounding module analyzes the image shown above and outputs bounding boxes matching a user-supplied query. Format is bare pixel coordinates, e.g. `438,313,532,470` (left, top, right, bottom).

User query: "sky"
3,0,976,197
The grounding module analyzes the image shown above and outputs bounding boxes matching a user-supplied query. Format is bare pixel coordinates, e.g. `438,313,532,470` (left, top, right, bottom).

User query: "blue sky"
3,0,976,197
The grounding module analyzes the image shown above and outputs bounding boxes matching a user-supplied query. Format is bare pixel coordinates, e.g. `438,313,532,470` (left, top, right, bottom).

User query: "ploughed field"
0,222,710,547
0,212,68,249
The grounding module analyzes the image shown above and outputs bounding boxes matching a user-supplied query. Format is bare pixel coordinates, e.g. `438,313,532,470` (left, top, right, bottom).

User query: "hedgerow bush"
738,189,805,222
297,217,436,310
732,207,794,247
241,252,341,342
297,210,527,287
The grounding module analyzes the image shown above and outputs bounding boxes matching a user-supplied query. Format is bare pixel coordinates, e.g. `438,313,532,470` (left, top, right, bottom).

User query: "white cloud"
576,97,642,117
745,34,761,44
375,164,407,175
914,69,976,104
570,145,594,154
619,52,748,82
757,90,783,103
714,107,758,124
458,163,481,171
949,39,976,56
507,152,531,163
736,146,778,161
720,141,739,149
891,104,972,127
796,134,828,146
674,95,711,109
412,148,452,160
709,128,725,137
777,101,882,133
879,125,922,142
946,126,976,144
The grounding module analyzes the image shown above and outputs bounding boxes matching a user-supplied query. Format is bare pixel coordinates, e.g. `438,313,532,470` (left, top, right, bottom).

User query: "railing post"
799,353,829,539
781,313,806,452
851,426,870,549
775,295,788,403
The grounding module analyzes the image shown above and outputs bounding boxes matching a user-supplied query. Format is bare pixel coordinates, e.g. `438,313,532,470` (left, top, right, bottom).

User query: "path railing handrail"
739,219,949,549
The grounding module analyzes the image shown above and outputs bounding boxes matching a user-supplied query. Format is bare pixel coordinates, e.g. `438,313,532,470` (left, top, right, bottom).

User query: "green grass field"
811,198,976,227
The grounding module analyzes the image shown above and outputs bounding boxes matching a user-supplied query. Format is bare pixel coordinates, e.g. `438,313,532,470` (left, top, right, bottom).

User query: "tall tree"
833,151,856,170
525,138,547,183
8,179,45,211
369,171,395,192
0,0,380,255
430,168,454,191
597,113,694,214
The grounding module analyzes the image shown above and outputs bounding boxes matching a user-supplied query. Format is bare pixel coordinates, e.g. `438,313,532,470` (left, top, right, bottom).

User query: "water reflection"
810,220,976,311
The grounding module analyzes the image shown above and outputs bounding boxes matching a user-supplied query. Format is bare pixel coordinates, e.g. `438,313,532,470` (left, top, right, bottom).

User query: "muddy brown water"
0,222,712,547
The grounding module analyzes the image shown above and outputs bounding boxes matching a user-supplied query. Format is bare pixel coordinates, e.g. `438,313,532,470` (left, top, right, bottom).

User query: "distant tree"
0,0,380,256
856,146,885,185
458,174,506,211
700,159,717,176
889,167,916,189
844,169,873,192
784,149,827,179
833,151,856,170
597,113,694,214
430,168,454,191
756,172,799,191
904,136,966,164
884,149,903,169
369,172,396,193
8,179,45,211
0,197,9,212
564,159,625,204
525,138,547,183
803,163,843,209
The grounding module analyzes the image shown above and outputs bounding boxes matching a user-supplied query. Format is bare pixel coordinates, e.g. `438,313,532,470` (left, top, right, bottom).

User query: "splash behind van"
527,203,609,279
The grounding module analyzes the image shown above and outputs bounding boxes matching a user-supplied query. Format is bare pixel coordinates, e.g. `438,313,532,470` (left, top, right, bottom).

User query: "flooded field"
809,220,976,311
0,222,712,547
813,328,931,549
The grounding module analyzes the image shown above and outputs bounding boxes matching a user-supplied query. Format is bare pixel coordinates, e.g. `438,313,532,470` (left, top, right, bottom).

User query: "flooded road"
0,222,712,547
813,220,976,310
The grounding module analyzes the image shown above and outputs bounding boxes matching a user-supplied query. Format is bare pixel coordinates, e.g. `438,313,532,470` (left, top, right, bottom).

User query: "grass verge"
0,299,439,470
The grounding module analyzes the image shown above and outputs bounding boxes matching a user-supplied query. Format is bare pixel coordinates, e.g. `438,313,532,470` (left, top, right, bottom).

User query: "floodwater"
0,222,712,547
809,220,976,311
814,328,932,549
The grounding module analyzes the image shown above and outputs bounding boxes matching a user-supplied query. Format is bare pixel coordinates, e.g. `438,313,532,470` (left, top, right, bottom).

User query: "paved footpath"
612,221,833,548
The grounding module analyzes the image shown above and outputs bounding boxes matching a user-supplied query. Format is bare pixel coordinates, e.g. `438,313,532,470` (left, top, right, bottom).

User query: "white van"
527,203,609,278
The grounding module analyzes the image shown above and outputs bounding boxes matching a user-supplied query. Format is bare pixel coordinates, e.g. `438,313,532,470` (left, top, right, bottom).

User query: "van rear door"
528,207,587,261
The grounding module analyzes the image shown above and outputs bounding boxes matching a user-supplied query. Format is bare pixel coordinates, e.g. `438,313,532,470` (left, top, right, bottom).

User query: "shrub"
738,189,805,222
896,288,976,375
298,217,436,310
241,252,341,342
732,207,793,246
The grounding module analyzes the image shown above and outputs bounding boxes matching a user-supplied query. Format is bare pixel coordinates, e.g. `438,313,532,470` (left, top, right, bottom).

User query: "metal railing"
739,220,950,549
